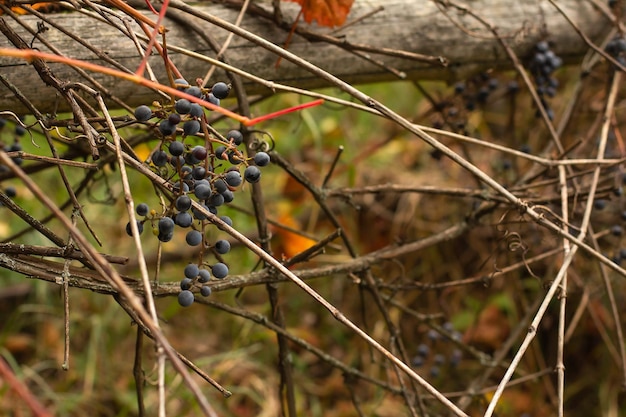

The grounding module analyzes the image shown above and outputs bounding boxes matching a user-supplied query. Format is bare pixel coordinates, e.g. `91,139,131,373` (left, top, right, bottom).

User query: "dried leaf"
285,0,355,28
0,2,59,15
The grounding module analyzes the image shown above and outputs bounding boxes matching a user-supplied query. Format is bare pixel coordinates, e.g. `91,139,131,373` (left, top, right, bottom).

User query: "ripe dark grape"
185,152,201,166
178,290,194,307
214,179,227,194
225,171,242,187
175,99,192,114
173,181,190,193
215,239,230,254
169,155,185,170
536,40,549,52
192,166,207,180
184,263,200,279
222,189,234,203
254,152,270,167
606,35,626,57
208,193,224,207
200,286,212,297
189,103,204,118
215,145,227,160
212,262,228,279
175,195,192,211
152,150,169,167
191,145,208,161
192,204,209,220
226,130,243,146
227,152,242,165
244,166,261,183
174,78,190,90
411,356,424,367
134,105,152,121
168,113,181,125
159,120,176,136
219,215,233,228
186,230,203,246
8,143,22,164
611,225,623,236
194,183,212,200
198,269,211,283
211,82,230,99
450,349,463,367
169,141,185,156
174,211,193,227
158,230,174,242
476,86,489,103
125,220,144,236
185,86,203,98
206,93,220,106
183,120,201,136
180,166,192,177
180,277,193,290
417,343,430,357
595,199,607,210
158,217,175,234
4,186,16,198
136,203,149,216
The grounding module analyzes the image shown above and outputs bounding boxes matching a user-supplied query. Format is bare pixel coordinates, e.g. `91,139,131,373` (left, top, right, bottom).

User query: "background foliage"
0,1,625,417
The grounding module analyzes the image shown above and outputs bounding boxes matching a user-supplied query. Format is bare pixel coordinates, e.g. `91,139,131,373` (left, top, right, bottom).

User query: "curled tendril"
247,129,275,152
506,232,526,252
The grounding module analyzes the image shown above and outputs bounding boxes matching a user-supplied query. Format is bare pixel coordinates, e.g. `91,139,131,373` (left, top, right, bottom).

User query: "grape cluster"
410,322,463,378
434,72,503,138
127,79,272,307
605,35,626,67
452,72,501,113
0,116,28,203
528,41,562,120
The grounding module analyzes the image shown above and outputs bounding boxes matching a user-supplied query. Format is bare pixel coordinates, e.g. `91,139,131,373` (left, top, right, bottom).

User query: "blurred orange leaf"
0,2,57,14
273,205,316,260
285,0,355,27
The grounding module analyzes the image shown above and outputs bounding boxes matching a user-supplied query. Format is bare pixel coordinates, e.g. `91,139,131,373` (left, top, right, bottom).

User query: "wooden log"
0,0,611,113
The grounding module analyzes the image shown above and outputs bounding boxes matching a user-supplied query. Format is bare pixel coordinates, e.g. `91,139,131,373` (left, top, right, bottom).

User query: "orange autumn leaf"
285,0,355,28
272,205,317,259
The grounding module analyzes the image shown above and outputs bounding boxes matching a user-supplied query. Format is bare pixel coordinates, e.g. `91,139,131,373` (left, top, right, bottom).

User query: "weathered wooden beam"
0,0,611,113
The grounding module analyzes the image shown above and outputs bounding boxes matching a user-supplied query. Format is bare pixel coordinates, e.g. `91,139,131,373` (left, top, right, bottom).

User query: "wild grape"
134,105,152,121
183,120,200,136
244,166,261,183
178,290,194,307
212,262,228,279
211,82,230,100
175,195,192,212
169,141,185,157
215,239,230,254
185,229,203,246
136,203,149,216
184,263,200,279
254,152,270,167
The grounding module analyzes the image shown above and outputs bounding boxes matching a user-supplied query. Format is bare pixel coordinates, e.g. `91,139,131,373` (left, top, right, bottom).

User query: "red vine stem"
0,47,323,126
